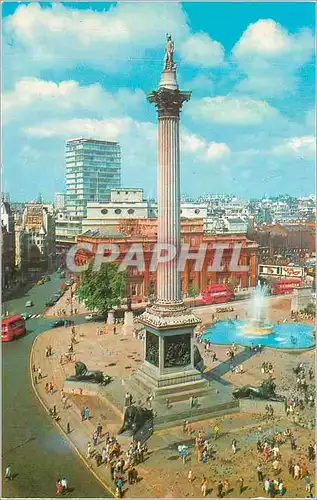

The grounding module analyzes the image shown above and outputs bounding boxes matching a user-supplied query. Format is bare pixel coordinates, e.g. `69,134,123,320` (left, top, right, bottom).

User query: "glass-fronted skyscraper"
65,138,121,217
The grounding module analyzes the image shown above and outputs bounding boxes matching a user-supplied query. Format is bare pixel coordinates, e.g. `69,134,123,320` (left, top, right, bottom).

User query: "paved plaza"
31,295,315,498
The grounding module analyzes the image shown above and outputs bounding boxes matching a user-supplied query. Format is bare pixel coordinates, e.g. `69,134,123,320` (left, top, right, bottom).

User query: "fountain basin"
201,320,315,350
242,323,274,336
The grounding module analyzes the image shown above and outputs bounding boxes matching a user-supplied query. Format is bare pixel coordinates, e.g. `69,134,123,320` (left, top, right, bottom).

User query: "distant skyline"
2,2,315,201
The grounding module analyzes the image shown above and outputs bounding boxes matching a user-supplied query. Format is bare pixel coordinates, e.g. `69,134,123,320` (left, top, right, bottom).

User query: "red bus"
2,315,26,342
271,278,302,295
201,284,235,305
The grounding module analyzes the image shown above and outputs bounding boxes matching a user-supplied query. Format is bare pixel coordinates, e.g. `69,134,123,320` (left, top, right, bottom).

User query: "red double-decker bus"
2,315,26,342
271,278,302,295
201,284,235,305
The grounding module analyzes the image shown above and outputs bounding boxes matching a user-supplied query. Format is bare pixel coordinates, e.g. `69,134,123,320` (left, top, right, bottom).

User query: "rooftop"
66,138,119,145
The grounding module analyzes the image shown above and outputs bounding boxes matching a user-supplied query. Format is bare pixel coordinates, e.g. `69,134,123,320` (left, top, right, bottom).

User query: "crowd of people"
85,425,147,498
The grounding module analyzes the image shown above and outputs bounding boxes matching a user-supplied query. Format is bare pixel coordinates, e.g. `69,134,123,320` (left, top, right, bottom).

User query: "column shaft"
157,116,181,302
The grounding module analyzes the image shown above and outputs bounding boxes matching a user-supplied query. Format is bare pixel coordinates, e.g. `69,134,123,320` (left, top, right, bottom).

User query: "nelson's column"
134,35,212,408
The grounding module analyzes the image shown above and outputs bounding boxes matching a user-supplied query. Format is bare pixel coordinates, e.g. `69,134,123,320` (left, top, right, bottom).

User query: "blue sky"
2,2,315,201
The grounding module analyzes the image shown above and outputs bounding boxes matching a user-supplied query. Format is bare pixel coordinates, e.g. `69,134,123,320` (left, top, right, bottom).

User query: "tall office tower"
65,138,121,218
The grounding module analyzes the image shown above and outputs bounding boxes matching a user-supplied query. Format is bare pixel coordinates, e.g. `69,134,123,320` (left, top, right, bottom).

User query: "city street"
2,272,108,497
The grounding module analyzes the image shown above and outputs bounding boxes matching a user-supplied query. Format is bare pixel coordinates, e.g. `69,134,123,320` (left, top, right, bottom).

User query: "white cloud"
24,117,135,140
232,19,314,97
3,3,190,80
180,33,224,68
271,135,316,160
181,133,207,153
205,142,231,162
2,78,145,124
187,95,278,125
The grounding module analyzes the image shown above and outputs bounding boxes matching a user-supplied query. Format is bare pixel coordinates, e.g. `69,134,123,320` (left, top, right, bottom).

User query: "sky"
2,1,316,202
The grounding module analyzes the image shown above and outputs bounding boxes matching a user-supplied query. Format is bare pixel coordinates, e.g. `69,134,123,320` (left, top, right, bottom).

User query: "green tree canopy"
188,283,199,298
75,262,128,317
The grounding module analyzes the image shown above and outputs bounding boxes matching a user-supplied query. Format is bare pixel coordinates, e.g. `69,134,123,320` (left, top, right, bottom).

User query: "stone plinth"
107,309,115,325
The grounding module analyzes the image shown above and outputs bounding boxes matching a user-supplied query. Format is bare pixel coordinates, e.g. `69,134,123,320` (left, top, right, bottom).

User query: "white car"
85,313,103,321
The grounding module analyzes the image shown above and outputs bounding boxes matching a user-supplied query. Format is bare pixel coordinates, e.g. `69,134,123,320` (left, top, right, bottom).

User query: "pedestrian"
116,477,122,498
113,326,117,335
187,469,193,484
257,463,263,482
223,479,229,496
5,465,13,481
93,431,98,447
95,453,102,467
87,442,92,459
81,408,85,421
62,395,67,409
238,477,244,494
45,382,49,393
290,436,296,450
132,468,138,483
45,347,49,357
304,474,312,493
56,479,63,495
217,481,223,498
84,406,90,420
165,398,170,409
189,394,194,409
294,463,300,479
272,459,279,475
232,438,237,454
201,476,208,497
278,479,284,496
214,423,219,439
67,422,71,434
61,477,68,493
32,364,36,373
128,468,133,485
264,477,270,495
37,367,42,379
96,422,102,438
181,446,188,464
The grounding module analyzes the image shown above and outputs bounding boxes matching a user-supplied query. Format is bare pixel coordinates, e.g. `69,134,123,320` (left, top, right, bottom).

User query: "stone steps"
153,399,240,430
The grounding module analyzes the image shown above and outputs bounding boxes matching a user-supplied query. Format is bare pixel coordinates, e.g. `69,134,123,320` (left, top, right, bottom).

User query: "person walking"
232,438,237,454
96,423,103,438
294,463,300,479
238,477,244,495
67,422,71,434
214,424,219,439
217,481,223,498
272,459,279,475
257,463,263,482
84,406,90,420
87,442,92,459
201,476,208,497
264,477,270,495
304,474,312,493
37,367,42,380
187,469,193,484
5,465,13,481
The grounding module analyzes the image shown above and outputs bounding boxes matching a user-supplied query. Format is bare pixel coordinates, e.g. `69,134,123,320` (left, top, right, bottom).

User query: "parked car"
85,313,104,321
43,276,51,282
45,299,55,307
25,300,34,307
37,279,45,285
20,312,30,320
50,319,66,328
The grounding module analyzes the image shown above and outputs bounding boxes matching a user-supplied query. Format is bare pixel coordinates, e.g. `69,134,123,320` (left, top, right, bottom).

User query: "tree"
188,283,199,298
76,262,128,317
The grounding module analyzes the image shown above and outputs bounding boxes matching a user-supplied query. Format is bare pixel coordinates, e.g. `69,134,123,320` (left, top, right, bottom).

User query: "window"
127,209,135,215
131,284,137,295
125,191,129,195
101,209,108,215
194,209,200,214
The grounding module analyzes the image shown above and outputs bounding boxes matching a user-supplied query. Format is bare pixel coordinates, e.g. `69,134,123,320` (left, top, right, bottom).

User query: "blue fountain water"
201,320,315,350
201,283,315,350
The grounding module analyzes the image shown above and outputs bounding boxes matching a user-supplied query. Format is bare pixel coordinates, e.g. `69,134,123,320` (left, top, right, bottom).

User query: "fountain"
242,283,274,336
201,282,315,351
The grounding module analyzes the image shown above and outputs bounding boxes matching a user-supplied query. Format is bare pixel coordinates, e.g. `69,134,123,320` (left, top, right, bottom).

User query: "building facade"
75,218,258,303
65,138,121,218
22,203,55,272
1,201,15,287
54,192,66,211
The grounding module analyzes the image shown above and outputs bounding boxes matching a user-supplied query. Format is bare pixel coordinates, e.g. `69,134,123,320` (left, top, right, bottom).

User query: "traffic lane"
3,272,64,317
2,316,108,498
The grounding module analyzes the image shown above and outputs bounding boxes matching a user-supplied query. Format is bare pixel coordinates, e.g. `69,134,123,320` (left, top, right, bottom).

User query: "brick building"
75,218,258,303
